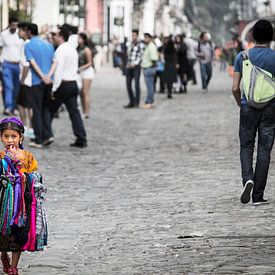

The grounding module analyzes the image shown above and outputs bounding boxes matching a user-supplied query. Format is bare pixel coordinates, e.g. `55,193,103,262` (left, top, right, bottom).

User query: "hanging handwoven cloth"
0,155,24,236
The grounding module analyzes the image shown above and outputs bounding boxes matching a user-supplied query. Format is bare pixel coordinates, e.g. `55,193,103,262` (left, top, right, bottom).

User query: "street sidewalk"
18,63,275,274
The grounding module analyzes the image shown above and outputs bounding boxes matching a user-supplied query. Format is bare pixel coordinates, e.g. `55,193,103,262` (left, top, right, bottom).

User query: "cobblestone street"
20,64,275,275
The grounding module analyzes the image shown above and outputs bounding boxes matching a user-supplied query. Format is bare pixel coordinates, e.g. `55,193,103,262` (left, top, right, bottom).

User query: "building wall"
0,0,9,30
32,0,60,28
107,0,133,42
86,0,104,34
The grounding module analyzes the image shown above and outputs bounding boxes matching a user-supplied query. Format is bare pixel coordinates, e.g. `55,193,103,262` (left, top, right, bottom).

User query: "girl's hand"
8,146,24,162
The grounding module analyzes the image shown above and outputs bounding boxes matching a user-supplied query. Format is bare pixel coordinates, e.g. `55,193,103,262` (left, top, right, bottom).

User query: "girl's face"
1,129,22,150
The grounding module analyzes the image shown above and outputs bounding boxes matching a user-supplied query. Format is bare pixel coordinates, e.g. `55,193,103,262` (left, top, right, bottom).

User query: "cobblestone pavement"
17,64,275,275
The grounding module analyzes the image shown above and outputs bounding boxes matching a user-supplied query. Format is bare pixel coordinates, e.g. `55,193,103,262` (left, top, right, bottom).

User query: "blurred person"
49,26,87,148
124,29,144,108
17,22,34,139
25,23,56,148
0,17,23,115
226,34,244,77
232,20,275,205
141,33,159,109
220,47,228,72
175,34,189,93
77,32,94,118
119,37,129,75
62,24,79,49
163,37,178,99
47,30,59,50
40,24,49,40
184,33,198,84
112,36,121,68
197,31,213,93
154,36,167,94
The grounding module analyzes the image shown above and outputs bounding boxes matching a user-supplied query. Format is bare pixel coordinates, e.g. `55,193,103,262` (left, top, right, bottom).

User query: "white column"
32,0,60,29
124,1,133,39
143,0,155,35
1,0,9,30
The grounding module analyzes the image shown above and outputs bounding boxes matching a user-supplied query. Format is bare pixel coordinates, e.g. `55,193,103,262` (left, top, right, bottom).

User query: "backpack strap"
241,50,249,60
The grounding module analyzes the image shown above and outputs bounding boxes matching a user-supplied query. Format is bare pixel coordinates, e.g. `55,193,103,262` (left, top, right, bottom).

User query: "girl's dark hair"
164,38,176,55
0,122,24,136
79,32,90,47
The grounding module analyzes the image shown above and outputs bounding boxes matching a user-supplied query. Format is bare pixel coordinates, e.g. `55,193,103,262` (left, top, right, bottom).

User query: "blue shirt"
25,36,55,86
234,47,275,104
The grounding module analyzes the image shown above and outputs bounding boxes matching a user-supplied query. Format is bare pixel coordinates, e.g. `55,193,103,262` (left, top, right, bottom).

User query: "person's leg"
30,85,44,144
64,82,87,142
154,71,158,92
239,104,259,185
17,85,27,126
2,62,14,111
27,108,33,128
126,68,135,106
206,62,213,87
10,252,21,268
183,72,188,93
79,81,85,114
199,63,207,90
1,252,10,272
167,82,173,98
18,105,27,125
143,69,150,104
11,64,20,112
42,84,53,141
146,68,156,104
252,105,275,202
134,66,141,106
81,78,92,116
191,59,197,84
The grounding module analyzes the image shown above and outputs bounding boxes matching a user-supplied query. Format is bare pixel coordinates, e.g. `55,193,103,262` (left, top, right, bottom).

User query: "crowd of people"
0,17,97,148
113,29,215,109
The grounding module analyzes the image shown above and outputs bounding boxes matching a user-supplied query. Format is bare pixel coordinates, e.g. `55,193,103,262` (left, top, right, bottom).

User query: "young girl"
77,32,94,119
0,117,47,275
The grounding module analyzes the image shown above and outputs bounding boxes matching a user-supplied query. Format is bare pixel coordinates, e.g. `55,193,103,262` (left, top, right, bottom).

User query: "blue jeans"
239,102,275,202
126,66,141,106
143,67,156,104
2,61,20,111
200,62,212,90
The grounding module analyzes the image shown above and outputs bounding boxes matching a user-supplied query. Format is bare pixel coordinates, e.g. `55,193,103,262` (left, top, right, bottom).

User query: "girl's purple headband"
0,117,25,133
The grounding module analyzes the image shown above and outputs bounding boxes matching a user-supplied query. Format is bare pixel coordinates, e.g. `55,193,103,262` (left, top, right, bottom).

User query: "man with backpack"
232,19,275,205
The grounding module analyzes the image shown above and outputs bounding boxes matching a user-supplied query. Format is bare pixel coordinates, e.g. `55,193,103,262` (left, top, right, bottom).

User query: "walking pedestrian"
0,117,47,275
0,17,23,115
124,29,143,108
185,34,198,85
77,32,94,118
17,22,34,138
197,32,213,93
25,23,56,148
175,34,189,94
49,26,87,148
232,19,275,205
141,33,158,109
163,37,178,99
154,42,165,94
